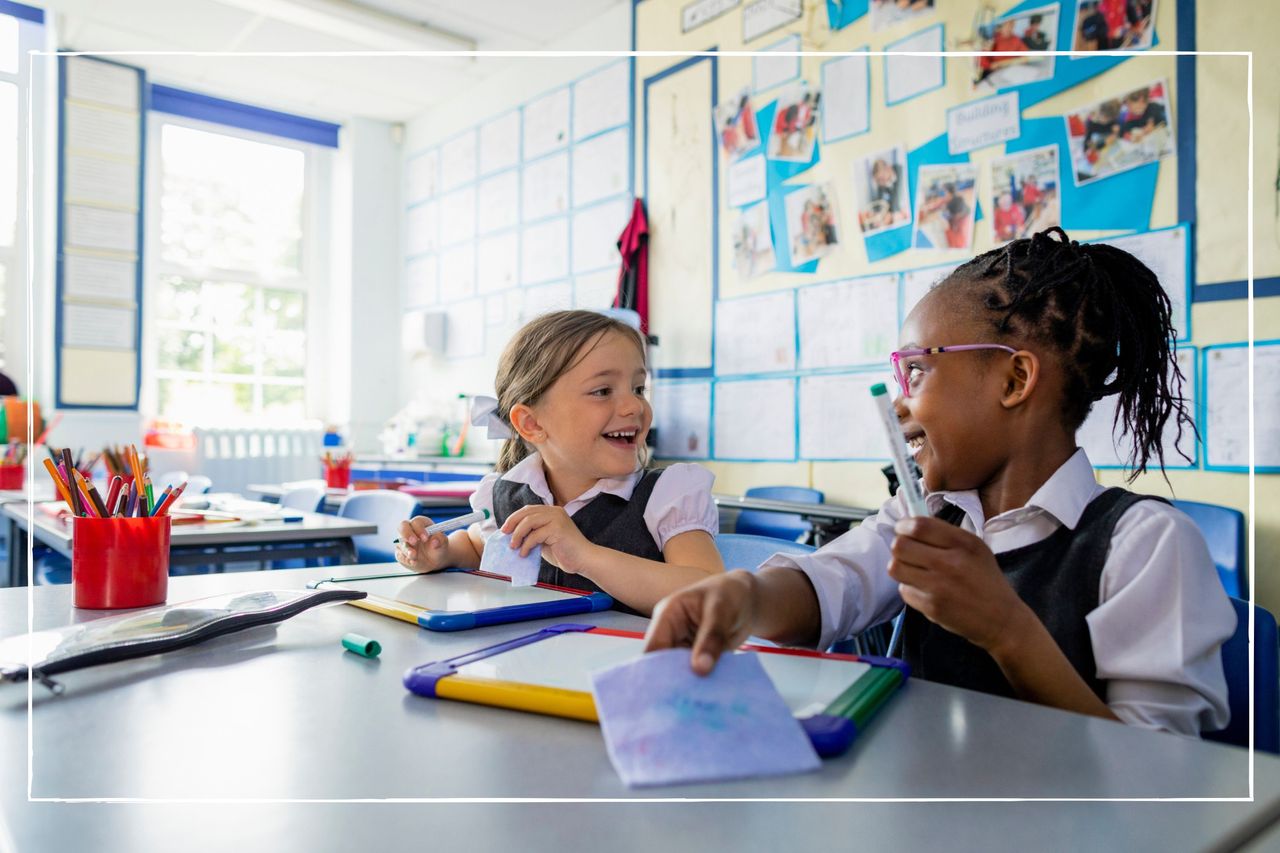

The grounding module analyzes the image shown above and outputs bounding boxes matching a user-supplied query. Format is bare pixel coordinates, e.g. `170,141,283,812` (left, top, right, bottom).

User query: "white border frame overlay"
22,47,1260,807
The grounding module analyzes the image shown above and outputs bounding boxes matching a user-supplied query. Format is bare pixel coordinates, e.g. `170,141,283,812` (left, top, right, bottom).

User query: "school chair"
714,532,815,570
155,470,189,491
279,483,326,514
337,490,419,564
1171,500,1247,599
733,486,824,542
185,475,213,495
1203,597,1279,754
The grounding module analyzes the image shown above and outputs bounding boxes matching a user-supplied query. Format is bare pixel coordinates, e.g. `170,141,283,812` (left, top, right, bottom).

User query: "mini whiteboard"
1202,341,1280,472
715,291,796,375
797,274,898,369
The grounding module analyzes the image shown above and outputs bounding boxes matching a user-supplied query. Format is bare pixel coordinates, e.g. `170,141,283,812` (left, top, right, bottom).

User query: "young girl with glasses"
646,227,1235,735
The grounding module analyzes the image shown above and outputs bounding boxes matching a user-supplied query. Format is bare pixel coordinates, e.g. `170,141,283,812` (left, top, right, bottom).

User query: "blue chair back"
734,486,824,542
1172,499,1246,598
1204,597,1279,753
338,491,419,564
714,533,814,572
280,484,326,513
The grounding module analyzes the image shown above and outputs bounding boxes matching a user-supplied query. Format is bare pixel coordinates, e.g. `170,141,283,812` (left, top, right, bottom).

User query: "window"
0,10,28,372
147,120,322,424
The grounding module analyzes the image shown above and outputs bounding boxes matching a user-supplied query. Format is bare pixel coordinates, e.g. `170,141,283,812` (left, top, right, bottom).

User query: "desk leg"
6,517,28,588
338,538,357,567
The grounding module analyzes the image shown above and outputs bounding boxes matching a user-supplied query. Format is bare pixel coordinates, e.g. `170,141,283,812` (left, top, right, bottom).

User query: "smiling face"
525,329,652,494
896,289,1016,494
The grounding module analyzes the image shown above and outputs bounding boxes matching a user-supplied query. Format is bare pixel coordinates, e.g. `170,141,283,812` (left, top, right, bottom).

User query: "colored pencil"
42,458,76,511
60,448,81,516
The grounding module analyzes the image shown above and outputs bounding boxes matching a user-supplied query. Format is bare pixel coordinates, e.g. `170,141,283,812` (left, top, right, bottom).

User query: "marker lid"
342,633,382,658
870,382,888,397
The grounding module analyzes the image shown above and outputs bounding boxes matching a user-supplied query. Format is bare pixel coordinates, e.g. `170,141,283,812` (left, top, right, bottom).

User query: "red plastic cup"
324,465,351,489
0,464,23,490
72,516,170,609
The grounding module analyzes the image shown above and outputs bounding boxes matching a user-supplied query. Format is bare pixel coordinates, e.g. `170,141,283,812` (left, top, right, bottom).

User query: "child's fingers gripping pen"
870,383,929,518
393,508,491,545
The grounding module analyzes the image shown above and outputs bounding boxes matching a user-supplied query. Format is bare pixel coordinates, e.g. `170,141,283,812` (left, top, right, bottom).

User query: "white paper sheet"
521,218,569,285
715,291,796,375
440,128,478,192
477,170,519,235
822,52,870,141
523,87,571,161
683,0,740,32
65,205,136,254
439,187,477,246
476,231,519,294
754,34,800,92
572,128,629,207
742,0,801,43
65,56,139,110
64,103,139,159
1097,226,1191,342
64,154,138,209
522,152,569,222
653,380,712,459
799,371,896,460
62,253,136,303
572,196,629,274
573,61,630,140
948,92,1021,155
713,378,795,460
445,298,485,360
797,274,899,369
1204,343,1280,469
900,262,961,320
574,269,618,311
885,26,944,104
439,243,477,302
727,154,767,207
406,201,439,255
63,302,135,350
406,254,439,306
1079,349,1198,469
407,149,439,203
479,111,521,175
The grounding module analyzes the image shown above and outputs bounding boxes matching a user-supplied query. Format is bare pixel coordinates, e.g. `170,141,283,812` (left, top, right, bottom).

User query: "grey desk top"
3,502,377,551
1,568,1277,852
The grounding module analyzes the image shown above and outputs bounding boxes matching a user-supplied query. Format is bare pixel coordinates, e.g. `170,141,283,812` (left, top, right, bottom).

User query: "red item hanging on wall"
614,198,650,334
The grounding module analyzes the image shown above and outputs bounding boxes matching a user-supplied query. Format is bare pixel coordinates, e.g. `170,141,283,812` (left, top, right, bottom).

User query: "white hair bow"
470,395,513,440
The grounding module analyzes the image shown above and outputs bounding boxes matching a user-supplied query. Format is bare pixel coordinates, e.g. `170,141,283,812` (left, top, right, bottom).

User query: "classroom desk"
1,503,377,588
1,567,1277,853
247,482,477,513
713,492,876,544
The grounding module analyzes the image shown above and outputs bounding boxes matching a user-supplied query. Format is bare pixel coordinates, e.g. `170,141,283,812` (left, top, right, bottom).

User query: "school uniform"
469,452,718,609
756,448,1235,736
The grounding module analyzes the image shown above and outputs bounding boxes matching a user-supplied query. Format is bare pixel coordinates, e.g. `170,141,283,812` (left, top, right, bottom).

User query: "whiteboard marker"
870,383,928,517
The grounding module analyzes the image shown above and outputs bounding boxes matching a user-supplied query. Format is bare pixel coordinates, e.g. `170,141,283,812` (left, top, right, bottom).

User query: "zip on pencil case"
0,588,365,692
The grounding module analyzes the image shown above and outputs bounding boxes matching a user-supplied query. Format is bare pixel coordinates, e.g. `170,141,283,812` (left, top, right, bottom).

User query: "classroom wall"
631,0,1280,613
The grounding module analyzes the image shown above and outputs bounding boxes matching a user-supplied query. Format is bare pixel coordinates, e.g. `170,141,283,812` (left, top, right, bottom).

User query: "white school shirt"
757,448,1235,736
468,452,719,551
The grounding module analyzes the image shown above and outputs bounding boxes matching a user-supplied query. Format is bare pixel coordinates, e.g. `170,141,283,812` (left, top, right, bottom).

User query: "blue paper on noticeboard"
591,649,821,788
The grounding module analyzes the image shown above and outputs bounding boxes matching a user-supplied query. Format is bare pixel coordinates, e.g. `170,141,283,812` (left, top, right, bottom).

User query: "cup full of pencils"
43,443,185,609
322,451,352,489
0,442,26,489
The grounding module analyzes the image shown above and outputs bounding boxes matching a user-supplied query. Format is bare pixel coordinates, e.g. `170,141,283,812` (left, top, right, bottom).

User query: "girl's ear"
999,350,1040,409
508,403,546,444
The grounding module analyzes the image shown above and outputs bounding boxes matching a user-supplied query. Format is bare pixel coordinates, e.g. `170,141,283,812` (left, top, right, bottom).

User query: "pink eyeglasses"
890,344,1018,397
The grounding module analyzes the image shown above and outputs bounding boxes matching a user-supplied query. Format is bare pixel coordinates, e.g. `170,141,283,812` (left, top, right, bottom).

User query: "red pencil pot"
323,464,351,489
0,463,23,489
72,516,170,609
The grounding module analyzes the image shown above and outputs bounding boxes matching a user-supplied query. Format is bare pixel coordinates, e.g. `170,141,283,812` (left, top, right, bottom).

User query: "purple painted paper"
590,649,821,788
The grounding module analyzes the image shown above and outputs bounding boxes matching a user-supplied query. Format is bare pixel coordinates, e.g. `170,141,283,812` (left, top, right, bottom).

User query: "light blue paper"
479,530,542,587
590,649,821,788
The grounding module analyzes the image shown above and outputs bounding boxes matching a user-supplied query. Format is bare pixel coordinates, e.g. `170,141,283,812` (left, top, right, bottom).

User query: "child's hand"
501,505,598,574
395,516,450,573
887,517,1033,655
644,571,758,676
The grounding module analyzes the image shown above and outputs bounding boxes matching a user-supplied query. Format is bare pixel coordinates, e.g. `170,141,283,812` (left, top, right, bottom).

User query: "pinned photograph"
853,145,911,236
1072,0,1156,51
913,164,977,251
768,83,822,162
871,0,936,32
715,87,761,159
990,145,1060,244
784,184,840,263
973,4,1058,94
1065,79,1173,185
732,201,777,279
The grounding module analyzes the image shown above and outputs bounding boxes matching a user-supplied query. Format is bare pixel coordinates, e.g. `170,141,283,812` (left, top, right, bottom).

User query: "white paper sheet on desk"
591,649,821,788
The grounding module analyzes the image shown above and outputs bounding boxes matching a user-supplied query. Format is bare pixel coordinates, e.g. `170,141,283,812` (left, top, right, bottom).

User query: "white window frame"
141,109,331,425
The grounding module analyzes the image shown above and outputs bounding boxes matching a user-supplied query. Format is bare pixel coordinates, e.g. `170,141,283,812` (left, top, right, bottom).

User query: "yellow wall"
634,0,1279,612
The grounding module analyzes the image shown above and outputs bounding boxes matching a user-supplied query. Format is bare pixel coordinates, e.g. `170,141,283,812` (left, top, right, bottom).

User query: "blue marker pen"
870,383,928,517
